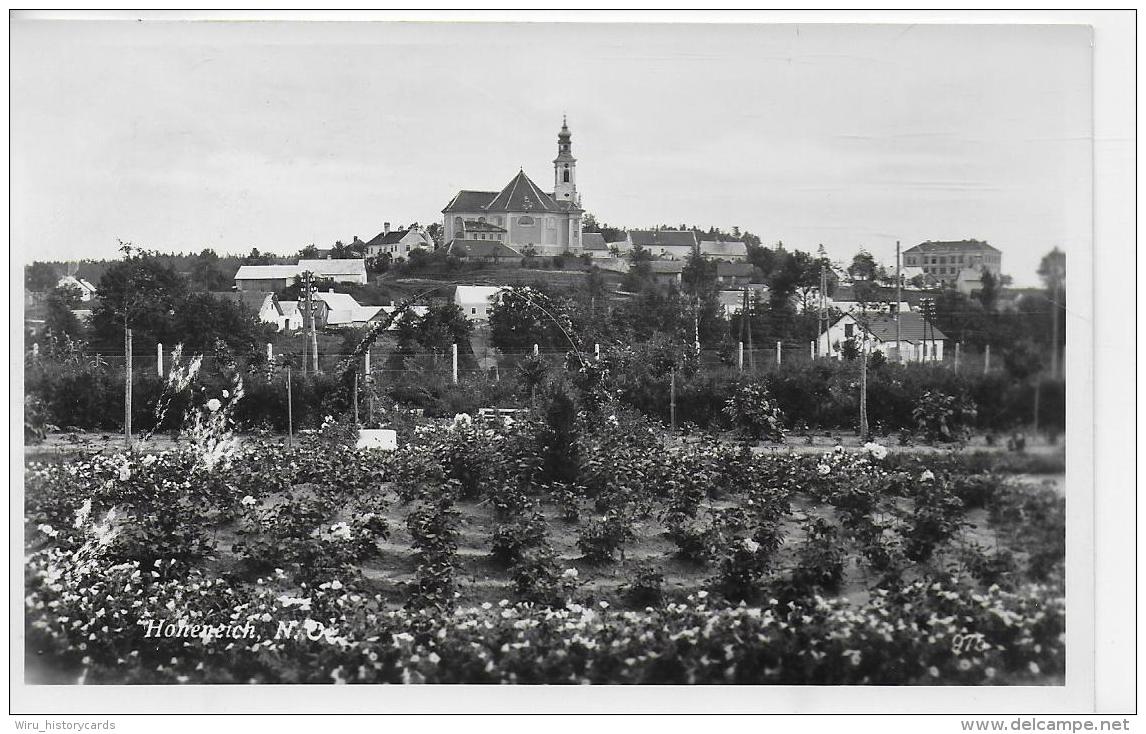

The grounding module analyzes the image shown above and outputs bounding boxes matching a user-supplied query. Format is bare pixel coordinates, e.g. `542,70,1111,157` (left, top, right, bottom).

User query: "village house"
234,258,368,291
616,229,698,260
715,261,757,288
209,291,284,331
817,311,947,363
649,260,685,287
56,275,97,302
442,119,584,256
363,223,434,259
445,239,521,264
698,237,749,261
581,232,611,259
454,285,503,321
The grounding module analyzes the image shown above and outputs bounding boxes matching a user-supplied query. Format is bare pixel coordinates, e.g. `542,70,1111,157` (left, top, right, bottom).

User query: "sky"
11,20,1092,286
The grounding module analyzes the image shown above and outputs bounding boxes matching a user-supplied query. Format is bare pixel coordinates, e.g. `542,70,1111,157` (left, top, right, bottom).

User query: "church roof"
446,239,521,259
443,190,499,214
485,170,560,213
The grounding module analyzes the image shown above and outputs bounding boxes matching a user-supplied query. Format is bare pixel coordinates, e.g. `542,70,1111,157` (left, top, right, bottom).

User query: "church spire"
554,116,578,204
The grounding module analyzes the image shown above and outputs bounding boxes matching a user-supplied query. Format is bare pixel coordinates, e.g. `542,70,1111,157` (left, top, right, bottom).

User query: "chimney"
384,222,391,234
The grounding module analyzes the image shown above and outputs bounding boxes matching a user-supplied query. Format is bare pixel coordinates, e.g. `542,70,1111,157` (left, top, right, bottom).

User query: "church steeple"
553,116,578,205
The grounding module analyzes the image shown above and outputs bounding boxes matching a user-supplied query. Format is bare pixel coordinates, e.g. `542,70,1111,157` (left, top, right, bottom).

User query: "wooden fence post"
452,343,459,384
738,341,744,372
157,342,164,377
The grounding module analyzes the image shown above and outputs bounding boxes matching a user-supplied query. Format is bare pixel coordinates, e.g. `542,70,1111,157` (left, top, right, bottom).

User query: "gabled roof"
454,285,505,305
208,290,279,314
234,265,300,281
716,261,756,277
446,239,521,259
485,170,560,213
840,311,948,342
443,190,499,213
582,232,608,251
366,229,411,246
628,230,699,248
649,260,686,274
903,239,1000,255
699,240,749,259
298,259,367,277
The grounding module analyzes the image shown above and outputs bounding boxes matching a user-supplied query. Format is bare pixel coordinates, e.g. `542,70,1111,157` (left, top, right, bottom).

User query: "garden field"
24,403,1066,686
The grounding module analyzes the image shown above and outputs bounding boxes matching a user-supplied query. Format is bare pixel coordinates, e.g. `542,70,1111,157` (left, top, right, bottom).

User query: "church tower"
553,116,579,206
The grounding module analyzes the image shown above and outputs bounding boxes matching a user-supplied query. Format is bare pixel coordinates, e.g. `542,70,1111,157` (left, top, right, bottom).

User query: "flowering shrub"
722,383,786,442
405,493,461,611
490,507,549,567
913,391,978,444
25,549,1064,684
577,510,637,564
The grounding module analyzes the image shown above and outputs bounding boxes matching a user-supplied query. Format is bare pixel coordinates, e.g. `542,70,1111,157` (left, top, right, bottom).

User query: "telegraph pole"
895,240,902,362
1050,280,1061,379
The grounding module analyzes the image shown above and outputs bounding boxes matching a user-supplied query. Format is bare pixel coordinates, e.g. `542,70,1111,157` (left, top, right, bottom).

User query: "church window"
563,166,570,183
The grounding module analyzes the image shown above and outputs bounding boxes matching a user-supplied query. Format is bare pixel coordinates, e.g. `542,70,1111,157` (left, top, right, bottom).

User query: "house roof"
484,170,560,213
454,285,504,305
279,301,300,317
582,232,608,251
58,275,97,293
628,230,699,248
649,260,686,274
699,239,749,259
716,261,756,277
235,265,300,281
365,228,412,246
442,190,499,213
831,285,926,308
843,312,948,342
298,259,367,277
903,239,1000,255
208,290,278,314
446,239,521,259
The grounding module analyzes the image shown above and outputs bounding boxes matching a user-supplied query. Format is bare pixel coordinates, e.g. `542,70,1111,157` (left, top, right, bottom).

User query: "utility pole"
895,240,902,363
858,307,869,440
1050,280,1061,379
301,271,312,375
670,368,677,430
746,289,755,372
286,364,293,447
353,371,360,425
124,325,133,447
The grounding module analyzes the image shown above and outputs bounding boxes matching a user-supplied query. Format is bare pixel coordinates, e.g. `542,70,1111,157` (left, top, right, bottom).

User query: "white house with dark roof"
581,232,611,259
698,238,749,261
818,311,947,363
454,285,504,321
442,118,584,256
57,275,98,302
364,224,434,259
234,259,367,291
616,230,698,260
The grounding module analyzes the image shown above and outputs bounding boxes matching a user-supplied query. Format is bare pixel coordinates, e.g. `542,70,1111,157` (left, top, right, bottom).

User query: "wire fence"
25,339,1007,383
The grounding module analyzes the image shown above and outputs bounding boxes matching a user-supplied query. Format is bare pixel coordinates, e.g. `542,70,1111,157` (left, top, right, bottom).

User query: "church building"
442,118,584,257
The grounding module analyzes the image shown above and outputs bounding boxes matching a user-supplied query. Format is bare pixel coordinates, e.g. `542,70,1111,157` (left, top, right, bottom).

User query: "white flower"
206,398,222,413
562,568,579,579
451,413,473,429
329,522,352,540
599,601,609,609
742,538,761,553
330,580,343,590
697,591,708,599
240,495,257,507
817,464,831,476
222,390,230,398
928,666,940,678
37,523,59,538
1028,661,1041,676
118,463,131,482
920,470,936,482
73,498,92,529
863,442,888,460
958,659,972,672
